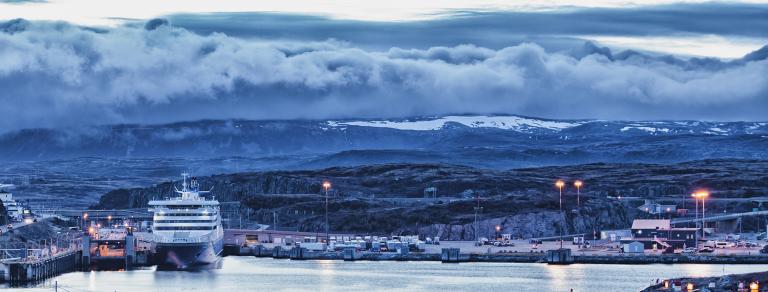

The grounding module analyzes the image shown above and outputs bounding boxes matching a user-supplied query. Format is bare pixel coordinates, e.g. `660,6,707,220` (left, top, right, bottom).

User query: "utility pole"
474,195,483,243
272,211,278,231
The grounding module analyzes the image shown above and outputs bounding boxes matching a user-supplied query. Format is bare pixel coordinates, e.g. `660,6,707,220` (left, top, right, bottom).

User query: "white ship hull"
155,236,223,270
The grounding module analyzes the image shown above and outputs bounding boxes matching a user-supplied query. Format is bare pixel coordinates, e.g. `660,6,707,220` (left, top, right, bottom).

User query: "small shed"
623,241,644,253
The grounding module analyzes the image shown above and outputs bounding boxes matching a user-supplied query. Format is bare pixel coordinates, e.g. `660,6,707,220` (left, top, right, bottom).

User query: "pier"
1,250,81,283
0,224,152,284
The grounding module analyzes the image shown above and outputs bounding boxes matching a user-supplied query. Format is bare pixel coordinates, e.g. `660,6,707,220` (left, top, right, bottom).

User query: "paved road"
0,220,32,234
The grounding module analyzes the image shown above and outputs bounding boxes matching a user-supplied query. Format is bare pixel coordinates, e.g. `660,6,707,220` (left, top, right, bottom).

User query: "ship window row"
154,226,218,231
157,212,218,216
154,220,216,224
155,205,210,209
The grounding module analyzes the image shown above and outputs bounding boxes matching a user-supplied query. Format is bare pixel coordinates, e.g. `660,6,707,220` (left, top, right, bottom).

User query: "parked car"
682,247,697,254
698,247,715,253
715,241,733,248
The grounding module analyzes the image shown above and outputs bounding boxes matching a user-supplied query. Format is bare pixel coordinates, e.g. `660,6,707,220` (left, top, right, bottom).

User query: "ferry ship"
149,173,223,269
0,184,24,222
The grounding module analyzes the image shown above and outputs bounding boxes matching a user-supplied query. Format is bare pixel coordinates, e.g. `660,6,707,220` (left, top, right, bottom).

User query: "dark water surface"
8,257,768,291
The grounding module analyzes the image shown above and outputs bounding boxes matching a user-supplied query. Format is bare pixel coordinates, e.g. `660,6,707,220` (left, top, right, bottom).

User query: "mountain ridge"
1,114,766,168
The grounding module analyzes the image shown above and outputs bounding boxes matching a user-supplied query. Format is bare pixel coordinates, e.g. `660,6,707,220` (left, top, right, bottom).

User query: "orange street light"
692,190,710,240
555,180,565,211
574,180,583,207
750,281,759,291
322,180,332,244
555,180,565,249
322,181,331,191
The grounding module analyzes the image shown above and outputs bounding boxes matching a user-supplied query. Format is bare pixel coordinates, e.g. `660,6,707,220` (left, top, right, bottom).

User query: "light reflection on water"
6,257,768,292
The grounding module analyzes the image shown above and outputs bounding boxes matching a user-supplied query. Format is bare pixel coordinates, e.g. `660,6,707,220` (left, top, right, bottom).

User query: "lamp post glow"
574,180,583,207
322,181,331,244
692,191,710,240
555,180,565,249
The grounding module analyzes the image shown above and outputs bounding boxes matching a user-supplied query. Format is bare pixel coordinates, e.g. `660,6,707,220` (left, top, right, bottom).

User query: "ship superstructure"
0,184,24,222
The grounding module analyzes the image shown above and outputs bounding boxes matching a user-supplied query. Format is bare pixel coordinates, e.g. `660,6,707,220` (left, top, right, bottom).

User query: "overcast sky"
0,0,767,131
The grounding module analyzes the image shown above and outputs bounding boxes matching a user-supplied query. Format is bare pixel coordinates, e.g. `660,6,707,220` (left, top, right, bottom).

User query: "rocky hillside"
92,159,768,239
643,271,768,292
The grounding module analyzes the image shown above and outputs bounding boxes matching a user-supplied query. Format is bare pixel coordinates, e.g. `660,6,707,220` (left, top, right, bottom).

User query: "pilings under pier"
441,248,461,263
545,249,574,265
2,250,82,284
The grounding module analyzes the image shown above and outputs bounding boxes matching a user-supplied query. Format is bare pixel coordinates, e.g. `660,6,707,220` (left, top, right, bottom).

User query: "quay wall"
233,244,768,264
1,250,81,284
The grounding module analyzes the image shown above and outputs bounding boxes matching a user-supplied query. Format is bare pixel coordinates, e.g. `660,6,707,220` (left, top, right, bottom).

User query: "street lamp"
574,180,583,207
555,180,565,249
322,180,331,244
692,190,710,240
495,225,501,240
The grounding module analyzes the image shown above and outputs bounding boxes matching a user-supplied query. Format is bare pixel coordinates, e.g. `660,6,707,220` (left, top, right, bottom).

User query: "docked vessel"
0,184,24,222
149,173,223,269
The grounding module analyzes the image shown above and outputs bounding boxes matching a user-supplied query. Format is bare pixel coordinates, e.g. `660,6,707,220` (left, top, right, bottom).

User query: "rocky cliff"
92,160,767,238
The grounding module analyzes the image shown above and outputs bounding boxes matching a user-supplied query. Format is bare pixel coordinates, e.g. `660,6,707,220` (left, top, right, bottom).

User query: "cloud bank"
167,3,768,51
0,18,766,132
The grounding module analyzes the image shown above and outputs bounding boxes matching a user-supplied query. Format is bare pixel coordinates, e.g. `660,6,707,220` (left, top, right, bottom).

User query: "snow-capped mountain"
0,115,766,168
327,115,585,132
327,115,768,136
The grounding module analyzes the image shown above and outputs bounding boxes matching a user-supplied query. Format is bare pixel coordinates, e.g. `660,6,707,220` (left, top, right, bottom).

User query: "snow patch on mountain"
620,126,671,133
327,115,584,132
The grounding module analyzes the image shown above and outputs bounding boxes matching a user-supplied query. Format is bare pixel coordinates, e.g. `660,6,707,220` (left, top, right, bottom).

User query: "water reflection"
5,258,768,292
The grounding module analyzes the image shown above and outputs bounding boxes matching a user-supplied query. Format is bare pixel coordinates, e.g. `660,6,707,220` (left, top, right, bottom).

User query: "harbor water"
7,257,768,291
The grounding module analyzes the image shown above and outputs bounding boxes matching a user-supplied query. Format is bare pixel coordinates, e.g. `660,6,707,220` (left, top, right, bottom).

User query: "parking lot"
421,240,768,256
